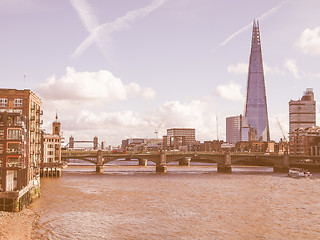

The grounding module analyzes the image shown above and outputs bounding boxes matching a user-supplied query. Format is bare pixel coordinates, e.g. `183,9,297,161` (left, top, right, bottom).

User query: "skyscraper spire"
244,20,270,141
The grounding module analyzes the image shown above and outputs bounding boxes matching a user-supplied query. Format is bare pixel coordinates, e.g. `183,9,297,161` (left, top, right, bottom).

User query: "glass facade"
244,20,270,142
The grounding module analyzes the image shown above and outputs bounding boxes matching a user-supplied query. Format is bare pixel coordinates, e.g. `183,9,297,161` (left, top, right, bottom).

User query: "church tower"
52,113,61,135
244,20,270,141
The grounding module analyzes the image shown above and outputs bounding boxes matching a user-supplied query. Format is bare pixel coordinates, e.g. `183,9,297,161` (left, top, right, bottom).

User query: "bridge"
61,150,320,173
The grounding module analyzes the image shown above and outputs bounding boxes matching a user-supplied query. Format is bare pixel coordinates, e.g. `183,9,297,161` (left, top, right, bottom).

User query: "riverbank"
0,208,38,240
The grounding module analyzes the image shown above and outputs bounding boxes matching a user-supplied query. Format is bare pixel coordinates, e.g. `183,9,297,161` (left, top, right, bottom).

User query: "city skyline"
1,0,320,144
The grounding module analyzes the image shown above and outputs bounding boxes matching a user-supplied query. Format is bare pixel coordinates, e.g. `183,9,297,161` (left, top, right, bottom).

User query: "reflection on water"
31,163,320,239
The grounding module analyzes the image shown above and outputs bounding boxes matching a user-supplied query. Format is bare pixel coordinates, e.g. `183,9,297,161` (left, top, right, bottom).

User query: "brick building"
0,89,42,211
289,126,320,155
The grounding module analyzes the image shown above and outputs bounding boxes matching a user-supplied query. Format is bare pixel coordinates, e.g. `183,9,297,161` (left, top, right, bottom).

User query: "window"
7,129,21,140
7,157,20,168
14,99,22,108
0,98,7,107
7,143,20,154
47,150,54,156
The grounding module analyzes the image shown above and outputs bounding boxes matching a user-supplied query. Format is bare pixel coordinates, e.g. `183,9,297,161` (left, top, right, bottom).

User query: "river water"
30,162,320,239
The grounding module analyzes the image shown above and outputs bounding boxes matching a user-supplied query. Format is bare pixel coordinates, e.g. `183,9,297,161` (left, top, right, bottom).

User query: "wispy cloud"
284,58,301,79
70,0,167,58
227,62,284,76
220,0,290,47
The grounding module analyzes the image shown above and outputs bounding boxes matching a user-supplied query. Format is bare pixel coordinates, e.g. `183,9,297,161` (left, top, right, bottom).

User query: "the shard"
244,20,270,141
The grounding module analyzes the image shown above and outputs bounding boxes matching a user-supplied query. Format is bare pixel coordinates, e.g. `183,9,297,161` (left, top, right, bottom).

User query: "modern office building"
0,89,42,211
226,115,242,143
226,115,258,143
244,20,270,142
289,88,316,133
164,128,196,150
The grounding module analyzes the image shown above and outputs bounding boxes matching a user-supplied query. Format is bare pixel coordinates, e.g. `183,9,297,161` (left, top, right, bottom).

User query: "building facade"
289,88,316,133
41,114,62,165
289,126,320,155
226,116,241,144
164,128,196,150
0,89,42,211
0,112,29,192
244,20,270,142
0,89,42,183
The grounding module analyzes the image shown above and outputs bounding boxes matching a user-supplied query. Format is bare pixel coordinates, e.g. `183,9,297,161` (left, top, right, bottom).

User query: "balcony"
7,149,22,155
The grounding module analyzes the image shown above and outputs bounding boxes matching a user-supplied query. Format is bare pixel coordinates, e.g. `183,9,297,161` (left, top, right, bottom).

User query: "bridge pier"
138,159,148,166
273,153,290,173
156,150,167,173
96,150,103,173
96,165,103,173
179,157,191,166
217,152,232,173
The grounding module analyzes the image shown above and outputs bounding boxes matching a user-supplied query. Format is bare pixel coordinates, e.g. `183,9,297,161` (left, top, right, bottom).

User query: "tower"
244,20,270,142
52,113,61,135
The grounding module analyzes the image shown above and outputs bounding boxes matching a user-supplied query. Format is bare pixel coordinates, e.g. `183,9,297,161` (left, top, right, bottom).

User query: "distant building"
226,116,241,144
289,126,320,155
41,114,62,165
121,138,162,152
121,138,145,151
226,115,257,143
164,128,196,150
101,141,106,150
235,141,274,153
93,136,98,150
289,88,316,133
201,140,224,152
244,20,270,142
0,89,42,211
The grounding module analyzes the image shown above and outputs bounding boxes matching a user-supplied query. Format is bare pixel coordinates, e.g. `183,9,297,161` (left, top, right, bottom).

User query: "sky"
1,0,320,146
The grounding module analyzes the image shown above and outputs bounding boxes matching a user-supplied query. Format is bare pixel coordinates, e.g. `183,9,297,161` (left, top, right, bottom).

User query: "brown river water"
30,162,320,239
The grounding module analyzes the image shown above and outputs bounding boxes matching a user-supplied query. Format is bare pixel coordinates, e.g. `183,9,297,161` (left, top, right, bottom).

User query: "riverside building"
0,89,42,211
289,88,316,133
41,114,62,165
289,126,320,155
164,128,196,150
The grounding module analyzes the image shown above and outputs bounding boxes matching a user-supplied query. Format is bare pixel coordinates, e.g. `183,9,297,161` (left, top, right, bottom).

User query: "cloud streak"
220,0,290,47
284,58,300,79
70,0,167,58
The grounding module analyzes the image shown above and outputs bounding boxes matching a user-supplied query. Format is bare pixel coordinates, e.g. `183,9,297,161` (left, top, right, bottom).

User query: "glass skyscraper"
244,20,270,141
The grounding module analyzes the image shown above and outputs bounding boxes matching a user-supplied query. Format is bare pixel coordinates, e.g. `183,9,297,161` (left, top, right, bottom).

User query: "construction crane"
276,117,287,142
